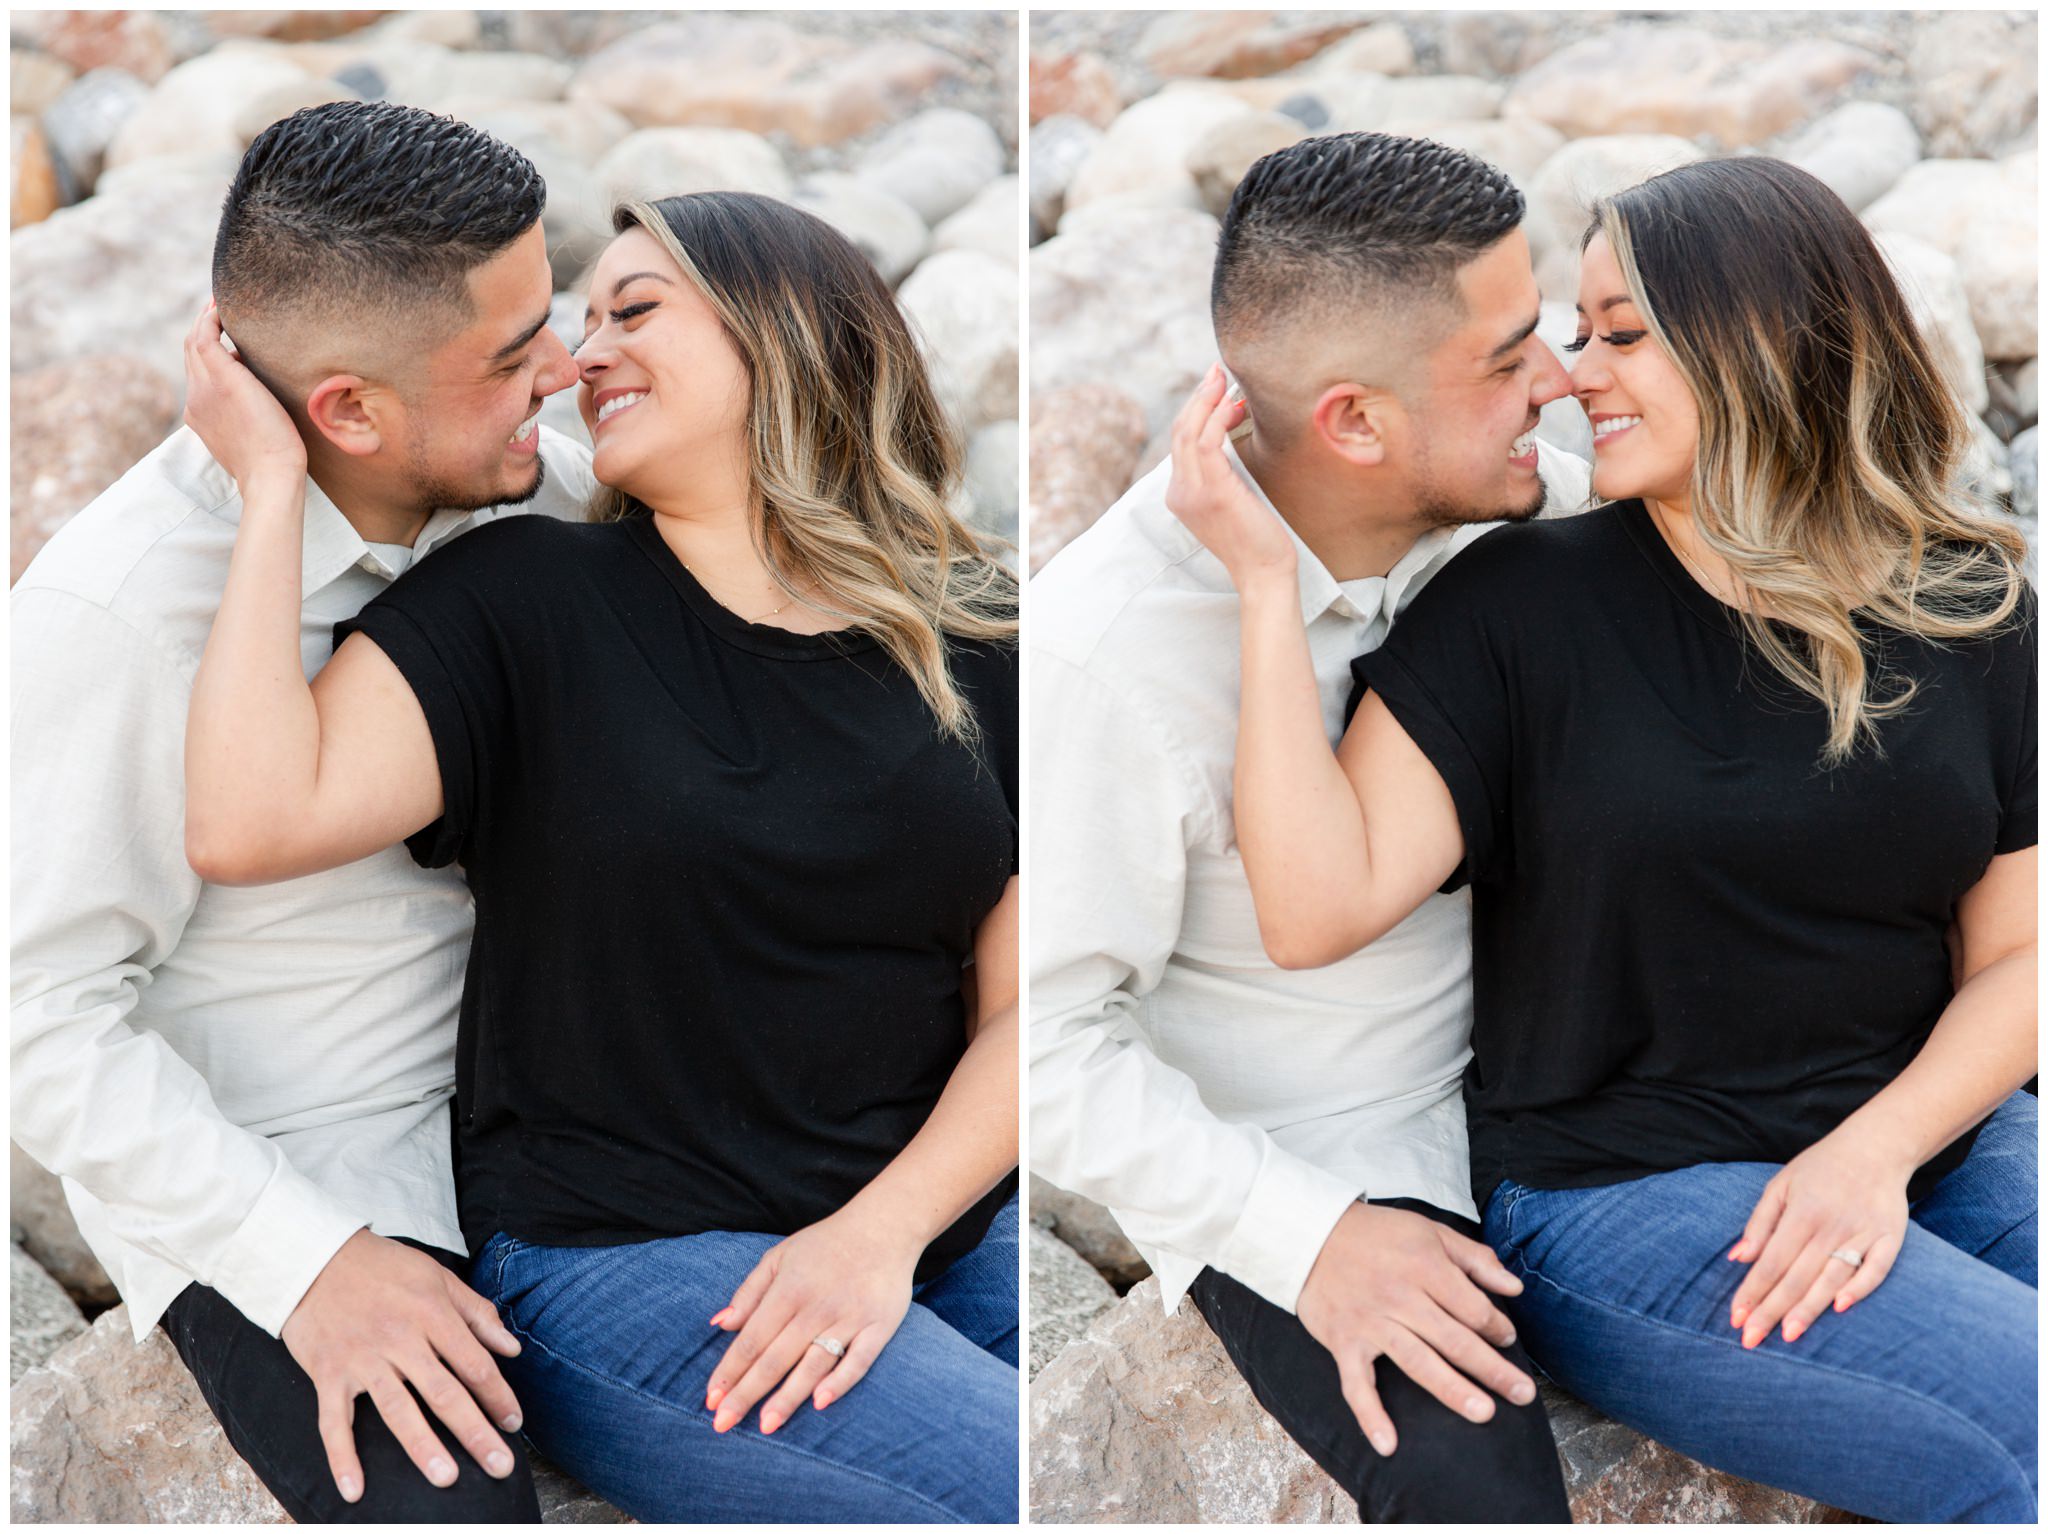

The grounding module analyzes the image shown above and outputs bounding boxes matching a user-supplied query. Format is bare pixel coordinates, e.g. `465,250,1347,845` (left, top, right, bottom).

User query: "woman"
179,192,1019,1523
1162,156,2035,1521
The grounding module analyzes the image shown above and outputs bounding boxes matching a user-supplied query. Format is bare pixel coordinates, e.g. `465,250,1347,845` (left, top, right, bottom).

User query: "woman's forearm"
840,1005,1018,1255
1837,945,2038,1175
184,471,325,878
1232,572,1379,968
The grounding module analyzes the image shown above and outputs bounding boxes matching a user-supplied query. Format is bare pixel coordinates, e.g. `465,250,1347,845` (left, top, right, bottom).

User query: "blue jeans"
1484,1091,2038,1522
473,1193,1019,1523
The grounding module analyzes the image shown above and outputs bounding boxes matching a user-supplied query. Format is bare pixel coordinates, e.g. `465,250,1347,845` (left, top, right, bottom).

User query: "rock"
1028,115,1103,238
1865,156,2039,361
1029,50,1121,130
428,50,574,108
1299,22,1416,79
11,12,176,85
11,50,78,117
199,12,386,45
962,419,1020,546
1063,87,1254,220
11,162,225,402
1527,134,1705,302
1379,117,1566,198
40,67,152,198
935,175,1021,269
102,48,312,172
1874,232,1991,417
1029,1174,1150,1290
790,172,929,287
8,1145,115,1309
1504,25,1878,148
1030,1279,1844,1523
10,1247,85,1384
1375,75,1505,126
532,1456,632,1523
229,75,362,145
854,107,1005,228
12,355,184,579
455,102,636,291
2003,358,2038,428
1030,206,1219,438
1189,111,1308,218
594,126,794,211
898,250,1018,435
2008,426,2038,522
454,98,636,168
1139,13,1367,82
1781,101,1921,214
354,9,484,52
1903,11,2039,160
11,118,61,229
1028,1227,1118,1379
1026,383,1151,572
1437,12,1568,79
1962,413,2013,502
566,17,960,150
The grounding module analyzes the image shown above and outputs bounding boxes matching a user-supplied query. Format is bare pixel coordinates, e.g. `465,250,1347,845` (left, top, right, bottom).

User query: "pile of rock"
1028,9,2037,571
9,9,1020,581
1027,1177,1847,1523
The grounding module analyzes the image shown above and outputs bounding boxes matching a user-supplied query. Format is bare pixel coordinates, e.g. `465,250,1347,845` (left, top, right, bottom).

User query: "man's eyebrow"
1484,309,1543,364
488,311,553,366
1571,295,1637,316
581,271,676,323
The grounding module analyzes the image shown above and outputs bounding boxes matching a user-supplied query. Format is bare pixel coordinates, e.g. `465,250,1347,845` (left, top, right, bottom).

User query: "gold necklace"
1651,505,1746,610
682,560,801,624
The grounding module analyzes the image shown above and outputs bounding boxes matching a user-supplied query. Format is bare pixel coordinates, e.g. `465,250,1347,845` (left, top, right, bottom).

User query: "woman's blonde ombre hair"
588,193,1017,743
1591,158,2029,763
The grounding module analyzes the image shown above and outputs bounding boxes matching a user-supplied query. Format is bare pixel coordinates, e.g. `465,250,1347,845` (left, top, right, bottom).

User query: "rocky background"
9,8,1021,585
1027,9,2037,573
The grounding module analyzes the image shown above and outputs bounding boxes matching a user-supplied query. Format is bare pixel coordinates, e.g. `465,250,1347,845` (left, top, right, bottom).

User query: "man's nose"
1529,338,1574,410
533,326,581,398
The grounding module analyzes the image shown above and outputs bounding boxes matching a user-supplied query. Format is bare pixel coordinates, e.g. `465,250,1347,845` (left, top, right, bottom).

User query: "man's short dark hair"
213,101,545,346
1212,132,1524,344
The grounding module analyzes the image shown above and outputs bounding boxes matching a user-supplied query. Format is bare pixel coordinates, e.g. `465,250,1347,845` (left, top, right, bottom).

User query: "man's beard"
401,442,548,517
1407,426,1548,530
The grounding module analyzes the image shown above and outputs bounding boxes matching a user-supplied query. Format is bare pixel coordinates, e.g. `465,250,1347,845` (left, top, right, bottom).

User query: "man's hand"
1295,1203,1534,1457
280,1230,525,1504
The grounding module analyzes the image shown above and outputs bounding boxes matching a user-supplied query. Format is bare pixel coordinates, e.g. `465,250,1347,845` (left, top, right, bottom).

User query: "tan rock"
1903,11,2038,160
1063,86,1254,219
200,11,386,44
935,175,1021,269
1139,12,1367,82
1029,1174,1149,1289
11,356,181,583
9,1144,115,1309
1301,22,1415,79
1188,110,1306,218
102,47,313,172
1504,25,1878,148
1026,383,1150,572
10,117,62,229
791,172,929,287
1437,12,1568,78
854,107,1005,227
566,17,960,149
898,250,1018,435
1030,50,1121,129
1527,134,1705,302
10,49,78,117
1865,156,2039,361
594,126,793,209
1380,117,1565,197
229,76,362,146
1782,100,1922,215
1874,232,1991,417
11,12,176,85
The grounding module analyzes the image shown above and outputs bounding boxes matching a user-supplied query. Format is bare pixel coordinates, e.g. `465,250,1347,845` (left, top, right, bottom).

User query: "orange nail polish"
1730,1306,1748,1328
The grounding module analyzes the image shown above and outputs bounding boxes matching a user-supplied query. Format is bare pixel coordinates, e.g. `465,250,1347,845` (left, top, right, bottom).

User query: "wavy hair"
588,193,1017,742
1592,157,2028,762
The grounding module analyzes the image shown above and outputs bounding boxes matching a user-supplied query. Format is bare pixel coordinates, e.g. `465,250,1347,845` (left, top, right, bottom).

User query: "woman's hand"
1164,365,1298,590
704,1209,921,1434
183,300,307,490
1726,1123,1914,1348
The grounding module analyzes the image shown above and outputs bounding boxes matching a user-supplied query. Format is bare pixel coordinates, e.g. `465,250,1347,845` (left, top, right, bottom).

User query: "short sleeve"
957,638,1019,873
333,517,551,869
1346,535,1523,889
1993,590,2036,856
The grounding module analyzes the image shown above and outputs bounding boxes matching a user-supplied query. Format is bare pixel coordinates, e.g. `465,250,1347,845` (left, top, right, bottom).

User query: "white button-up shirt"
11,426,596,1341
1029,442,1589,1313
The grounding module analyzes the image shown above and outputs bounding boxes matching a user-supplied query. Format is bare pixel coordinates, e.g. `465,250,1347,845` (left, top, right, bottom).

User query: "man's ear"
1310,382,1398,469
304,375,385,459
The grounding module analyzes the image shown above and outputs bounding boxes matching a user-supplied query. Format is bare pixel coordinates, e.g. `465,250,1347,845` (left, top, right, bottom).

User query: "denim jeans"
1484,1090,2038,1522
472,1193,1019,1523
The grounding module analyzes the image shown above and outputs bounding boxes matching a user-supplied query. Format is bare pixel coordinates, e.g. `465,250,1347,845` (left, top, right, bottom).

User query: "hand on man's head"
1295,1202,1534,1457
280,1229,525,1504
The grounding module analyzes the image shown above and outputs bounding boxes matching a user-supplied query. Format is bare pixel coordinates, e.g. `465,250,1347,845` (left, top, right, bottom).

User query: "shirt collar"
1220,440,1347,627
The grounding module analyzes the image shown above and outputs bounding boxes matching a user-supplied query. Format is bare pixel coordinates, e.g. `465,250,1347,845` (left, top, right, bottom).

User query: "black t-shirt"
1351,500,2035,1212
337,514,1018,1280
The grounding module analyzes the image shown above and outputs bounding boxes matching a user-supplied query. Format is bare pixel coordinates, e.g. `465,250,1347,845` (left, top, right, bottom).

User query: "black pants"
1189,1197,1571,1523
159,1239,541,1523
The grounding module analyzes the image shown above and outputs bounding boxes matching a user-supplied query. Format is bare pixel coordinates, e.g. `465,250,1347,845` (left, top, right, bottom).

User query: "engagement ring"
1830,1248,1864,1268
812,1335,847,1358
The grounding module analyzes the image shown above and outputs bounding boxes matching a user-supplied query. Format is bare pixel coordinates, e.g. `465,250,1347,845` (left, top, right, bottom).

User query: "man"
1030,133,1590,1521
12,102,592,1522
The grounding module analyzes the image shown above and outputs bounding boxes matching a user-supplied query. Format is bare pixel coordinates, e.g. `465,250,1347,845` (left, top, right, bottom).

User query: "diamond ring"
1829,1248,1864,1269
811,1335,847,1358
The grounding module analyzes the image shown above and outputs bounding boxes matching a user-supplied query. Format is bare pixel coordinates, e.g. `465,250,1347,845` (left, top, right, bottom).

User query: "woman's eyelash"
1562,329,1647,355
572,301,659,356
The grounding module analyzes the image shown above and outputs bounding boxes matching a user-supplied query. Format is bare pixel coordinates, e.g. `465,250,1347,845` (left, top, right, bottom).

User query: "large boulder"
39,67,152,199
566,16,959,149
10,1247,85,1384
1030,1280,1846,1523
1873,232,1991,417
1902,10,2039,160
898,250,1019,435
790,172,929,287
2008,426,2038,524
455,101,635,291
101,47,313,172
1062,86,1255,221
1029,50,1121,130
854,107,1005,228
1864,156,2038,361
593,126,793,211
1188,111,1308,218
1503,25,1877,149
1526,134,1705,302
961,419,1020,548
1028,114,1103,238
935,175,1021,269
1029,205,1218,437
1138,13,1368,82
11,49,79,118
1027,383,1152,573
1782,101,1922,215
11,117,62,230
9,1143,116,1307
11,12,177,85
1028,1226,1118,1379
1029,1174,1150,1291
11,355,183,583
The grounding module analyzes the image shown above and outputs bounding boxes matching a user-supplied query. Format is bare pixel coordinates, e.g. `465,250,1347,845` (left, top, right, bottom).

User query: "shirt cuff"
1214,1152,1364,1315
207,1166,368,1338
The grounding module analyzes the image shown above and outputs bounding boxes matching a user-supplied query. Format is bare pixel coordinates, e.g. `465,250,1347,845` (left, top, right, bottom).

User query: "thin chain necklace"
681,559,802,624
1651,503,1746,611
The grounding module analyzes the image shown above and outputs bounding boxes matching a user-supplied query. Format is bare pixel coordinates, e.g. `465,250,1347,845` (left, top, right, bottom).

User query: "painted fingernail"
1370,1432,1395,1456
429,1456,457,1486
761,1410,783,1435
487,1450,514,1476
502,1413,521,1433
1728,1244,1745,1261
1833,1295,1852,1314
1782,1320,1803,1343
814,1390,833,1410
339,1475,362,1503
714,1412,733,1434
706,1384,725,1411
709,1309,730,1327
1730,1305,1749,1328
1742,1327,1763,1350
